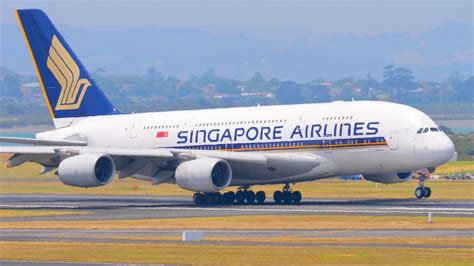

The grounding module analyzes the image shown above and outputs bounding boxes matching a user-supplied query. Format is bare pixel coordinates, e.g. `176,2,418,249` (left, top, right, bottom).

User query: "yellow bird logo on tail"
47,35,91,110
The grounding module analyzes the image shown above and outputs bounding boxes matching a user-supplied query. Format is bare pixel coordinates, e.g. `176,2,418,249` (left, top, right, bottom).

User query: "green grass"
1,215,472,230
0,241,472,265
436,160,474,174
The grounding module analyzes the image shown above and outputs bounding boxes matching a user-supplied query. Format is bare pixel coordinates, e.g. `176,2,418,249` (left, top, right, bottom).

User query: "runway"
0,194,473,221
1,194,473,265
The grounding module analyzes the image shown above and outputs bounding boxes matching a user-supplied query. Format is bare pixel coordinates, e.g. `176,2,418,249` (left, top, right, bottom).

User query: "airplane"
0,9,456,205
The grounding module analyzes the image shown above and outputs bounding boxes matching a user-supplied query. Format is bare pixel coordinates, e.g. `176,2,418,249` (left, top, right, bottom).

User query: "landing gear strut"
273,183,302,204
415,173,431,199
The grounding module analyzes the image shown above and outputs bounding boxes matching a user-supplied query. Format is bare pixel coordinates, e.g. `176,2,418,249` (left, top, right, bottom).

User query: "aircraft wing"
0,145,321,185
0,137,87,146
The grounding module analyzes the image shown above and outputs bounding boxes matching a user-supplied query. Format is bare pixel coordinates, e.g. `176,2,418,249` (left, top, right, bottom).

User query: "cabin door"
389,130,399,150
129,120,141,139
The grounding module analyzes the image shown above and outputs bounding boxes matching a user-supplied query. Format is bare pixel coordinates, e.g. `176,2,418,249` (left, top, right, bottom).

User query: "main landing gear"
273,183,302,204
415,173,431,199
192,184,302,205
193,186,266,205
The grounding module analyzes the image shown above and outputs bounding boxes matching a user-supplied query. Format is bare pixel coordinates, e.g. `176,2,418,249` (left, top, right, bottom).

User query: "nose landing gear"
415,173,431,199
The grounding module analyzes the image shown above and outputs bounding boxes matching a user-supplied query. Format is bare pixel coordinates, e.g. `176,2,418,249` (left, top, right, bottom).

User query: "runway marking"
0,205,472,216
133,206,474,215
0,204,79,209
380,207,474,212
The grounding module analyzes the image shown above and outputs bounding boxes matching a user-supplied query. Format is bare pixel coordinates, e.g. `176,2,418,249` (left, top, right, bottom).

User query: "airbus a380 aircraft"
0,9,456,205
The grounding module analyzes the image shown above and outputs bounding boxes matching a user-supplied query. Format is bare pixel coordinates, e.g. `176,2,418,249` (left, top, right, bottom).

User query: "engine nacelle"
175,158,232,192
58,153,115,188
363,172,415,184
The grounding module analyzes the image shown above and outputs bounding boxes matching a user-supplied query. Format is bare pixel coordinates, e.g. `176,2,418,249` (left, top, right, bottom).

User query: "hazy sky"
1,1,472,40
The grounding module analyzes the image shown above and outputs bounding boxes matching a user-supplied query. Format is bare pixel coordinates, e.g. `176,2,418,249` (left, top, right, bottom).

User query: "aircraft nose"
437,134,456,164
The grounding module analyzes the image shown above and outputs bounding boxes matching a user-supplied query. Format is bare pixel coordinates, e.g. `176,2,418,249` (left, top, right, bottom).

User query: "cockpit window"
416,128,423,134
422,128,429,133
430,127,439,132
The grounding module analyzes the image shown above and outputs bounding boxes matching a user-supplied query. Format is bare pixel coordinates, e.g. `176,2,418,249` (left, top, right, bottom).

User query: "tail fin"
16,9,119,127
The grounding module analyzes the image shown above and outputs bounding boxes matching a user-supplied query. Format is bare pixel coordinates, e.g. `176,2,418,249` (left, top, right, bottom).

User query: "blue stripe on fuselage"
170,136,387,152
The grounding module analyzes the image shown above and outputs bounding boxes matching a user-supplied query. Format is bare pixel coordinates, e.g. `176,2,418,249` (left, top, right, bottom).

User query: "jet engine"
58,153,115,188
175,158,232,192
363,172,415,184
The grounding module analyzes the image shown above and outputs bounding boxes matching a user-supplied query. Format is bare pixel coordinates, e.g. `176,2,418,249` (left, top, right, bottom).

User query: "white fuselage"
37,101,455,185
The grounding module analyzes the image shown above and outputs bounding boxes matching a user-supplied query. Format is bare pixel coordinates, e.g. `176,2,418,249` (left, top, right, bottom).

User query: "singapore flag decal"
156,131,169,138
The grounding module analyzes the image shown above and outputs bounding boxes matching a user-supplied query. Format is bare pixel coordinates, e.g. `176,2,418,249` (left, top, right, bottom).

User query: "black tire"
282,191,292,204
223,191,235,204
235,191,245,204
292,191,302,203
204,193,214,205
255,191,266,204
193,193,204,205
213,192,223,204
424,187,431,198
273,191,283,203
245,191,256,204
415,187,425,199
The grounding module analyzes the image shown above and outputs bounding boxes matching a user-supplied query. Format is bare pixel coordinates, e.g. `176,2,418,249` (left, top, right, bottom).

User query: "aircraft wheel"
282,191,292,204
291,191,302,203
255,191,266,204
204,193,214,205
193,193,204,205
273,191,283,203
213,192,223,204
235,191,245,204
415,187,425,199
245,191,256,204
424,187,432,198
223,191,235,204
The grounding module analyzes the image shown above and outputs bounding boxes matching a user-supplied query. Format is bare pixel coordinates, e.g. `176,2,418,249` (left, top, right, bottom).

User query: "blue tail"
16,9,119,120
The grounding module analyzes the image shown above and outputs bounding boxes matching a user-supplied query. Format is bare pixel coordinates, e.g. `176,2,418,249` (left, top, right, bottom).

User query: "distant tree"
276,81,303,104
382,65,417,101
382,65,416,90
268,78,280,87
199,68,218,84
145,67,165,84
310,85,331,103
250,72,265,84
246,72,267,91
359,72,379,89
